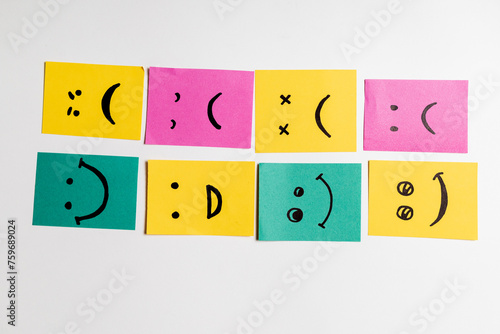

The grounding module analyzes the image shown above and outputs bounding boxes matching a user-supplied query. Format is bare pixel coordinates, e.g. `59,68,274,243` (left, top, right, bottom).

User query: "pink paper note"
364,80,468,153
145,67,254,148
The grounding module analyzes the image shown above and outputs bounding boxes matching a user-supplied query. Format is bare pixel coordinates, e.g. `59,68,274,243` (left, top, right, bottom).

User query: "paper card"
364,80,468,153
33,153,139,230
258,163,361,241
368,161,478,240
42,62,144,140
146,160,255,236
145,67,254,148
254,70,356,153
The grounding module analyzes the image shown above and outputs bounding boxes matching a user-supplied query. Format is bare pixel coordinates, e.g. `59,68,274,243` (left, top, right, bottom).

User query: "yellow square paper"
255,70,356,152
42,62,144,140
368,161,478,240
147,160,255,236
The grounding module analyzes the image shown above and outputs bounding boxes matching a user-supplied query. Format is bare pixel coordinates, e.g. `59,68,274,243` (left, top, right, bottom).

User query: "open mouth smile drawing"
67,83,121,125
396,172,448,226
65,158,109,225
389,102,438,134
287,173,333,229
169,182,223,220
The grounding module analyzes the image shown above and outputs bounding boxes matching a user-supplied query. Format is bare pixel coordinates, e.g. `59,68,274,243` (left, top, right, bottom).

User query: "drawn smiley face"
33,153,139,230
168,91,222,131
258,163,361,241
42,62,144,140
168,181,222,220
286,173,333,229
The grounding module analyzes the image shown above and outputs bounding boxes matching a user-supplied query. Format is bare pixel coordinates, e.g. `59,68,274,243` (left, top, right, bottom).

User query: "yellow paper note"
368,161,478,240
42,62,144,140
147,160,255,236
255,70,356,152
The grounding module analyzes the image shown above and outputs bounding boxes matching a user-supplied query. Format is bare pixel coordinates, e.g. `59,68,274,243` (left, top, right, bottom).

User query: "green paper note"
33,152,138,230
258,163,361,241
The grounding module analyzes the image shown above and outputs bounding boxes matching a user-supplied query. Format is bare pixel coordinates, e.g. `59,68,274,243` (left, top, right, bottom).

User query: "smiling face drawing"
42,62,144,140
32,153,139,230
145,67,254,148
255,70,356,153
368,161,478,240
364,80,468,153
258,163,361,241
146,160,255,236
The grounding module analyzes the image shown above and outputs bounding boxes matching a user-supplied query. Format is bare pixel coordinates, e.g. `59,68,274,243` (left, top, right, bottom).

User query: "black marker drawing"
207,92,222,130
389,102,437,134
315,95,331,138
280,94,291,105
101,83,121,125
206,185,222,219
65,158,109,225
395,172,447,226
286,173,333,229
279,123,289,135
171,182,180,219
67,90,81,117
174,92,181,102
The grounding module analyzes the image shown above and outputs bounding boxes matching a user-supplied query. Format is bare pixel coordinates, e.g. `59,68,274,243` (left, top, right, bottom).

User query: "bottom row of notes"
32,153,478,241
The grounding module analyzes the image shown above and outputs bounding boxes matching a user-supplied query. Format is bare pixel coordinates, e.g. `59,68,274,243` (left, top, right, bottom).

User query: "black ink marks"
171,182,180,219
397,205,414,220
430,172,447,227
397,181,414,196
206,185,223,219
174,92,181,102
421,102,437,135
67,89,82,117
315,95,331,138
170,120,176,129
207,92,222,130
279,124,289,135
280,94,291,105
286,174,332,229
316,173,332,229
101,83,120,125
65,158,109,225
390,105,398,132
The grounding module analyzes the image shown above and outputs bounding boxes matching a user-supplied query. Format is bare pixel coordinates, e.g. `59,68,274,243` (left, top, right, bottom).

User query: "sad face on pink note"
145,67,254,148
364,80,468,153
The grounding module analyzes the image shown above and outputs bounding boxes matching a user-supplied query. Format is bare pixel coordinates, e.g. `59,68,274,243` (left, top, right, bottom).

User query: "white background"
1,0,499,333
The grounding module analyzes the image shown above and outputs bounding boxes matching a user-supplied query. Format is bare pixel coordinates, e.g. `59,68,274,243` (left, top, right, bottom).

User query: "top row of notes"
42,62,468,153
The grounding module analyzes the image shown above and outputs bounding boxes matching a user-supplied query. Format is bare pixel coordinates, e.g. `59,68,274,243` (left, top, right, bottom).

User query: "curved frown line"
207,92,222,130
101,83,120,125
421,102,437,135
74,158,109,225
315,95,331,138
316,173,333,229
430,172,447,227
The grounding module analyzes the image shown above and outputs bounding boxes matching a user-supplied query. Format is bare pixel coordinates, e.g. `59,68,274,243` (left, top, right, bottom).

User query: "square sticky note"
146,160,255,236
258,163,361,241
42,62,145,140
255,70,356,152
33,152,139,230
364,79,468,152
145,67,254,148
368,160,477,240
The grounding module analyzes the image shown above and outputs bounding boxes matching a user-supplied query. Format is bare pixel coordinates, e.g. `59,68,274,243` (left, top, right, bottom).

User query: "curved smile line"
430,172,447,226
75,158,109,225
421,102,437,135
101,83,120,125
316,173,333,229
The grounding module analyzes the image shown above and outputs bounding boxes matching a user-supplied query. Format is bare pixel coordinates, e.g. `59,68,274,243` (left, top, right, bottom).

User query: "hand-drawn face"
258,163,361,241
255,70,356,153
145,67,254,148
146,160,255,236
368,161,478,240
33,153,139,230
364,80,468,153
42,62,144,140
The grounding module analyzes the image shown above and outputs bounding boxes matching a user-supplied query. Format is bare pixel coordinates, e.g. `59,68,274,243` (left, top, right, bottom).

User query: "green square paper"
33,152,138,230
258,163,361,241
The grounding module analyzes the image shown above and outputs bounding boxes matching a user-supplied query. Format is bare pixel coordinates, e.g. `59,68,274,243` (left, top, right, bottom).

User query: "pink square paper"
146,67,254,148
364,80,468,153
